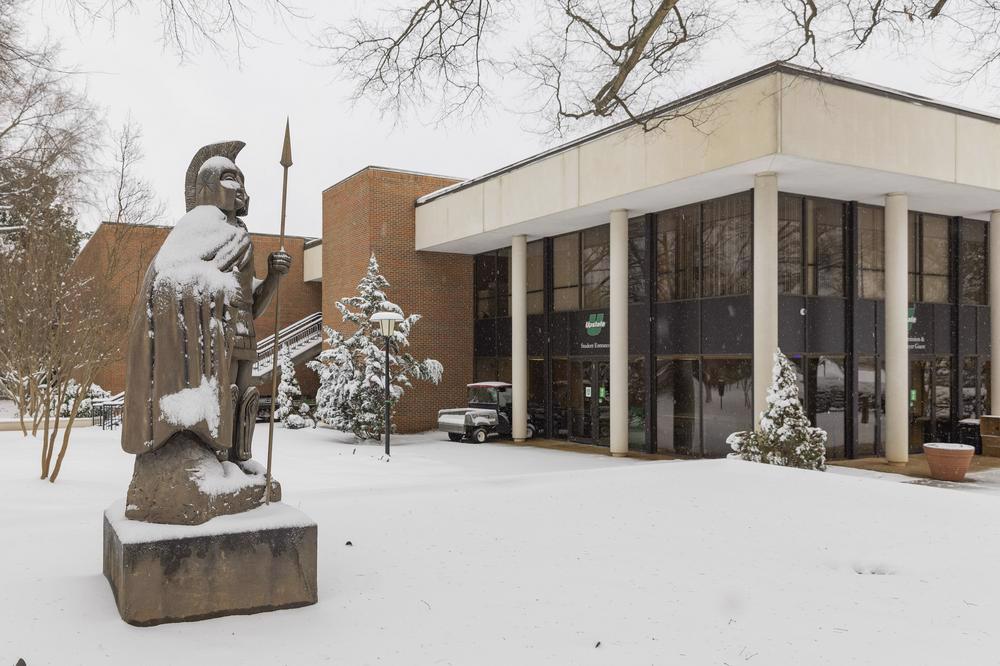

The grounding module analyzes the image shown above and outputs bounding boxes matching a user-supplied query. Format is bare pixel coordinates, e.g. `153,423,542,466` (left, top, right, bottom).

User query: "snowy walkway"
2,426,999,665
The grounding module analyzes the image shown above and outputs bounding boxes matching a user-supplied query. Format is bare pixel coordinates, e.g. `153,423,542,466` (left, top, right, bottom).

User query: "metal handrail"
256,312,322,352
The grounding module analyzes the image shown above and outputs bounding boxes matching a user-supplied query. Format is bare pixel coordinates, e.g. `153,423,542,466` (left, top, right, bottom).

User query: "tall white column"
609,209,629,457
511,234,528,442
990,210,1000,415
753,173,779,426
884,193,909,464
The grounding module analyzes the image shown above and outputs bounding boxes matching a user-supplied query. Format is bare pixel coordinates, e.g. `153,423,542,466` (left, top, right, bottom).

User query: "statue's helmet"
184,140,249,216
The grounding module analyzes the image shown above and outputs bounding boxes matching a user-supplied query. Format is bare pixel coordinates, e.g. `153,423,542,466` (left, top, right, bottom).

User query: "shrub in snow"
727,349,827,471
308,254,443,441
59,380,111,418
284,403,316,430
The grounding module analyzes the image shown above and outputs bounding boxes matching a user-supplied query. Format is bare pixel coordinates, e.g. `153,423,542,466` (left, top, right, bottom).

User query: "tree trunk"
49,380,89,483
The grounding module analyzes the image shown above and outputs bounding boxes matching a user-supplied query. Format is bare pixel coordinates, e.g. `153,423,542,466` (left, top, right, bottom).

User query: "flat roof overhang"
418,153,1000,254
415,66,1000,255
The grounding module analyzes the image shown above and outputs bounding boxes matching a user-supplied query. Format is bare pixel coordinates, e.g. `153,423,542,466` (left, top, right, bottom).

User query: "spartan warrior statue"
120,141,291,525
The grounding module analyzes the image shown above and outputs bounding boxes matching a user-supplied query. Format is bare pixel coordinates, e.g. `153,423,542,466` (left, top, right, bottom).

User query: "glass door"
594,361,610,446
569,359,610,445
910,356,952,452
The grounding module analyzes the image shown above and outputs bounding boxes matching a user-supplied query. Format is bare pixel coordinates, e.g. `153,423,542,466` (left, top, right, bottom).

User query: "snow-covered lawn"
3,425,999,665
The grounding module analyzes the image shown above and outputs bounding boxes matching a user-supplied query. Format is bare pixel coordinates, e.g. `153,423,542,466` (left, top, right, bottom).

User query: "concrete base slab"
103,500,317,626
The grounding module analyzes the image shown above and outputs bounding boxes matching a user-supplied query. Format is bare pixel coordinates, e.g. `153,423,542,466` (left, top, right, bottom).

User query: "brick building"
319,167,473,433
75,166,473,434
75,222,322,397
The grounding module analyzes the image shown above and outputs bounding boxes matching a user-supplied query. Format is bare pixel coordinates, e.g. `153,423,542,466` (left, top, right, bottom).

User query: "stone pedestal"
103,500,317,626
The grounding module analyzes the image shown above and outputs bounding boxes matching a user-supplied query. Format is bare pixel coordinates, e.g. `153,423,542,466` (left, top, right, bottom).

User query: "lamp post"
372,311,403,456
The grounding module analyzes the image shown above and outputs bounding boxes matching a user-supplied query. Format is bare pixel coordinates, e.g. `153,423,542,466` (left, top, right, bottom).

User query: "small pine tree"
727,349,827,471
275,344,301,426
308,254,443,441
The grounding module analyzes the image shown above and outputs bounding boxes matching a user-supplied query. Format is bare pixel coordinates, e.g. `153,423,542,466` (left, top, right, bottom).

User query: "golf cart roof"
467,382,512,389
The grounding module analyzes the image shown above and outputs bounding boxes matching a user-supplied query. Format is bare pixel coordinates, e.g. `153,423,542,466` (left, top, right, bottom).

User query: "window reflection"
656,358,701,455
960,219,987,305
858,206,885,299
702,194,752,298
628,357,646,451
656,205,700,301
553,233,580,311
700,358,753,456
582,226,610,309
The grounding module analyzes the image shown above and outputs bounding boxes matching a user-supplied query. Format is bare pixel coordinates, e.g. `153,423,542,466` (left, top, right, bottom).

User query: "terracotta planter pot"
923,443,975,482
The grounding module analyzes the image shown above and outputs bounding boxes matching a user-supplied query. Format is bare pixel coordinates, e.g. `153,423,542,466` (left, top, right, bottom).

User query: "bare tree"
326,0,1000,134
62,0,305,58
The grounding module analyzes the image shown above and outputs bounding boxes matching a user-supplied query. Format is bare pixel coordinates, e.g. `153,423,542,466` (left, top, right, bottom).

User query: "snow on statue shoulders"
152,204,248,300
727,348,827,471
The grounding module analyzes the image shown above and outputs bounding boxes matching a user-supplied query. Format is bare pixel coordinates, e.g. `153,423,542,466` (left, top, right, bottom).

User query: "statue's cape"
121,205,251,455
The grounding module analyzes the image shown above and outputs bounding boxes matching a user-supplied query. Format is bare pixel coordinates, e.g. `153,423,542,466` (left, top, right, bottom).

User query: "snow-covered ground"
3,424,1000,665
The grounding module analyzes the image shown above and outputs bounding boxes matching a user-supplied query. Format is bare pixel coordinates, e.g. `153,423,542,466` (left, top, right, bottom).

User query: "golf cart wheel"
526,425,535,439
472,428,488,444
448,433,463,442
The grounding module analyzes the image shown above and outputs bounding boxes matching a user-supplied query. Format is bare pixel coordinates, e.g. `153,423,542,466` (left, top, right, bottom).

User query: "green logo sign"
908,306,916,333
585,313,606,337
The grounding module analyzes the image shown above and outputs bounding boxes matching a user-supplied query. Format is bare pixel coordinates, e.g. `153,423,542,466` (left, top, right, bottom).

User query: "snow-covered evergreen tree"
275,344,300,425
727,349,827,471
308,254,443,441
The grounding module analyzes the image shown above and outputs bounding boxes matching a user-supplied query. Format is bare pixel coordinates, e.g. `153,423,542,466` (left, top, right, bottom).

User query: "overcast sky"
27,1,1000,240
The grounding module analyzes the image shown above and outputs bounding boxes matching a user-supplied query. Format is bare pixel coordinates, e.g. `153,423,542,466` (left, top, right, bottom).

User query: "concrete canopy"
415,63,1000,255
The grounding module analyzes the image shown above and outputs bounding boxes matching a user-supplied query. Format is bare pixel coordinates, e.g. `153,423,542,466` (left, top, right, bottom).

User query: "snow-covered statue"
120,141,292,524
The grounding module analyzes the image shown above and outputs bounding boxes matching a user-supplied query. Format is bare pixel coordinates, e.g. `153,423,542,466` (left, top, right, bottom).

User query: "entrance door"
569,360,610,445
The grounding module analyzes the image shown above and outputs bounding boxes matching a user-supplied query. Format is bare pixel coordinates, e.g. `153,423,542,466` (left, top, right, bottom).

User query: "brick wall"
321,167,473,433
72,221,322,396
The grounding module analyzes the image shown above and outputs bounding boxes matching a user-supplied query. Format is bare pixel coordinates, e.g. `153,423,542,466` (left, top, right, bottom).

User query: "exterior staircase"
252,312,324,381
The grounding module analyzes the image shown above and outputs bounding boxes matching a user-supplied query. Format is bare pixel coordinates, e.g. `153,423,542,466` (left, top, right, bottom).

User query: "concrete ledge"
0,417,97,432
103,500,317,626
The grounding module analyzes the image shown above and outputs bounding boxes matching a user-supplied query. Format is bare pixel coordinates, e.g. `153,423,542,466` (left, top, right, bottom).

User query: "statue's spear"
265,118,292,505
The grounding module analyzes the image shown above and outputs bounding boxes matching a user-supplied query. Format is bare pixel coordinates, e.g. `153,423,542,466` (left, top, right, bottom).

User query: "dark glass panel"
528,358,546,435
858,205,885,300
474,253,497,319
921,215,950,303
628,219,648,304
960,219,987,305
933,356,951,441
526,240,545,315
983,359,992,415
497,247,511,317
474,356,498,381
962,356,979,419
778,194,803,295
805,198,844,297
628,357,647,450
552,358,570,439
857,356,882,457
702,194,752,298
655,358,701,455
700,357,753,456
656,204,700,301
497,357,512,384
553,233,580,312
908,212,919,302
807,356,846,458
582,225,610,309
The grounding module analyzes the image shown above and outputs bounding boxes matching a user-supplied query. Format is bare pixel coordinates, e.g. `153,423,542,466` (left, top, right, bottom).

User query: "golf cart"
437,382,535,443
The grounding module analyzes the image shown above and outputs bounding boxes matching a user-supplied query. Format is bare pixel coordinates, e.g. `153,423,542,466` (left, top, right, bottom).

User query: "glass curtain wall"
909,213,951,303
857,205,885,299
553,233,580,311
960,219,988,305
778,194,845,296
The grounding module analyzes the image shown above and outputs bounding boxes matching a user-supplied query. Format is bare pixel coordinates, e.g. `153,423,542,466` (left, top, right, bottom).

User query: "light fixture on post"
371,311,403,456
